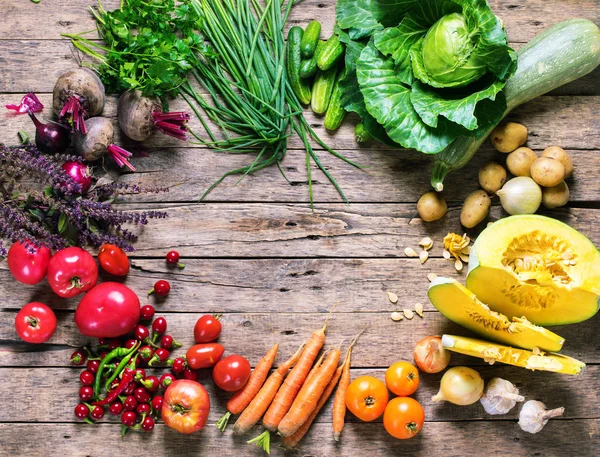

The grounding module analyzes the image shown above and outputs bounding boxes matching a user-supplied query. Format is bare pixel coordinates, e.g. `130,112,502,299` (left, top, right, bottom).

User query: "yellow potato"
530,157,565,187
490,122,528,153
541,146,574,178
460,190,491,228
417,191,447,222
478,161,507,193
506,147,538,177
542,181,570,208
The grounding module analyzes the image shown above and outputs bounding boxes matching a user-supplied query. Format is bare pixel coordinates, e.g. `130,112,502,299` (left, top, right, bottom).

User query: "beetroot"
53,68,105,134
117,89,189,142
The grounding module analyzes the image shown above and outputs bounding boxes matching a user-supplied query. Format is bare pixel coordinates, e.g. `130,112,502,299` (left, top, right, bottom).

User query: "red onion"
61,161,93,194
28,112,70,154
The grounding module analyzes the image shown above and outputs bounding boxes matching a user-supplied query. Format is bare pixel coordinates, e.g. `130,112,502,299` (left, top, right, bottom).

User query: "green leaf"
357,40,460,153
58,213,69,234
370,0,421,27
336,0,383,40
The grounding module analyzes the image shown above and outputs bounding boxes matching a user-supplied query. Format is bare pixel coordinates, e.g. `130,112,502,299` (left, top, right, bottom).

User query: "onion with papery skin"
497,177,542,215
414,336,451,374
432,366,483,406
61,161,93,194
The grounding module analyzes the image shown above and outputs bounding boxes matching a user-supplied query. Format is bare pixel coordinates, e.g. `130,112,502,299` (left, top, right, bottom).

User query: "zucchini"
300,41,326,79
301,21,321,59
324,73,346,130
431,19,600,191
311,66,338,115
287,26,312,105
317,35,344,71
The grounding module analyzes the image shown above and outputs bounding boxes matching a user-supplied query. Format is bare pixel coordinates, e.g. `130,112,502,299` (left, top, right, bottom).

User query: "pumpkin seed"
427,273,438,282
403,309,414,320
455,258,464,271
419,251,429,264
404,247,418,258
442,249,451,259
391,312,404,321
419,237,433,250
459,252,470,263
387,291,399,304
414,303,424,317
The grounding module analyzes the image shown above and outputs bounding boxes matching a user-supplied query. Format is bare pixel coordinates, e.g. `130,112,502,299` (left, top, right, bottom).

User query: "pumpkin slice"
466,215,600,325
428,277,564,352
441,334,585,375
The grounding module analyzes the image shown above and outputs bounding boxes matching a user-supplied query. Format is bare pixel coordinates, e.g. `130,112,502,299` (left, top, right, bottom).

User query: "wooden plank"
0,365,596,423
0,420,597,457
1,0,599,44
0,310,596,366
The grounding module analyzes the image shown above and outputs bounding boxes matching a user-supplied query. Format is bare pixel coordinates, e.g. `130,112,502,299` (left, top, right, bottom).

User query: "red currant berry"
121,411,137,427
148,280,170,297
79,386,94,401
141,416,155,431
74,403,89,419
171,357,186,374
70,350,86,366
151,395,163,412
152,317,167,335
107,339,121,350
134,325,150,341
124,338,137,349
183,368,198,381
136,403,151,415
140,305,155,320
123,395,138,411
79,370,94,386
134,387,151,404
159,373,176,388
109,402,124,415
86,359,100,374
90,406,105,420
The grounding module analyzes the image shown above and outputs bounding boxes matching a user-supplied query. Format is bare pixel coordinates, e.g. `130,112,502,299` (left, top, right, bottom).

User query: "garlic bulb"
480,378,524,415
518,400,564,434
497,177,542,215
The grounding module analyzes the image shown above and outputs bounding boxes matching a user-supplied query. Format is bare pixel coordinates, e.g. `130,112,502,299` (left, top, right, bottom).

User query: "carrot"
216,343,279,432
233,344,303,436
333,329,365,441
261,312,332,432
283,364,343,449
278,346,341,437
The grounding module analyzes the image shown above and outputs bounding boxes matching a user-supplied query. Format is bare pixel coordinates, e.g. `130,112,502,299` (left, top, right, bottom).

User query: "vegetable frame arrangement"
336,0,600,190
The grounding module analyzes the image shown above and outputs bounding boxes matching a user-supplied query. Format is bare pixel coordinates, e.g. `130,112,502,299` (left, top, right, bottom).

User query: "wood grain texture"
0,420,597,457
0,365,597,423
0,310,597,366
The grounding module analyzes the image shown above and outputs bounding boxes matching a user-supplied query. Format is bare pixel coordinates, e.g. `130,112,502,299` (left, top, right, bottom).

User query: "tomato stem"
364,395,376,407
171,403,191,415
26,316,39,328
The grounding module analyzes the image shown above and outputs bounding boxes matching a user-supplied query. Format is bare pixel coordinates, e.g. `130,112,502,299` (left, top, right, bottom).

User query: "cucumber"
324,73,346,130
300,21,321,59
311,66,338,115
287,26,312,105
300,40,326,79
431,19,600,191
317,35,344,71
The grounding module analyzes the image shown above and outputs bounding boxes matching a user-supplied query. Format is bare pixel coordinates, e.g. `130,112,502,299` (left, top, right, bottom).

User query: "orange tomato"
383,397,425,440
162,379,210,434
345,376,388,422
385,361,420,396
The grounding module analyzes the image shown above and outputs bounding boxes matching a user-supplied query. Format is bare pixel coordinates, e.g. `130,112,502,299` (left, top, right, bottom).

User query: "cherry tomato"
385,361,420,397
98,244,130,276
152,317,167,335
14,302,57,343
141,416,155,431
383,397,425,440
74,282,140,338
149,280,170,297
151,395,163,412
121,411,137,426
140,305,155,320
162,380,210,434
193,315,222,343
47,247,98,298
109,402,124,415
345,376,388,422
7,241,51,285
166,251,185,269
186,343,225,370
74,404,89,419
90,406,105,420
160,373,176,388
212,355,251,392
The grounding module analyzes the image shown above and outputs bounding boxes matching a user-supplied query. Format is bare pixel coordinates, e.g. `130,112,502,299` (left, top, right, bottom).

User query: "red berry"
140,305,155,320
151,395,163,412
70,350,86,366
160,334,174,349
99,351,108,360
141,376,160,393
149,280,170,297
134,325,150,341
142,416,155,431
166,251,180,264
160,373,176,388
123,395,138,411
109,402,124,415
107,339,121,350
134,387,151,404
98,338,108,346
79,370,94,386
136,403,151,415
124,338,137,349
74,403,89,419
171,357,186,374
134,368,146,382
79,386,94,401
124,382,136,396
152,317,167,335
90,406,105,420
183,368,198,381
155,348,170,362
121,411,137,427
86,359,100,374
138,345,154,363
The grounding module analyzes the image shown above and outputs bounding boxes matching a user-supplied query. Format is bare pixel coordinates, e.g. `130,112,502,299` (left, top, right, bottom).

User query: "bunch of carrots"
215,311,362,452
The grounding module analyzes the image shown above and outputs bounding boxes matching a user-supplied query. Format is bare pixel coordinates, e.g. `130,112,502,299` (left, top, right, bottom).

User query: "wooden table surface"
0,1,599,456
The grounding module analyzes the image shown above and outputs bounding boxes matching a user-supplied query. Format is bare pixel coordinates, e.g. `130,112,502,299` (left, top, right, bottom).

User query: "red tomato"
345,376,388,422
385,361,420,396
98,244,130,276
47,247,98,298
74,282,140,338
186,343,225,370
15,302,57,343
383,397,425,440
193,315,222,343
162,379,210,434
212,355,251,392
7,241,51,285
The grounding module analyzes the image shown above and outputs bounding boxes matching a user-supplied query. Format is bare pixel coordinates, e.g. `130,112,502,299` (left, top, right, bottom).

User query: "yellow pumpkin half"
466,215,600,325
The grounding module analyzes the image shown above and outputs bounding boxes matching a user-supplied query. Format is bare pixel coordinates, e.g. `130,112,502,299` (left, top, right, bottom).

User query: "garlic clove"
518,400,565,434
480,377,524,415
